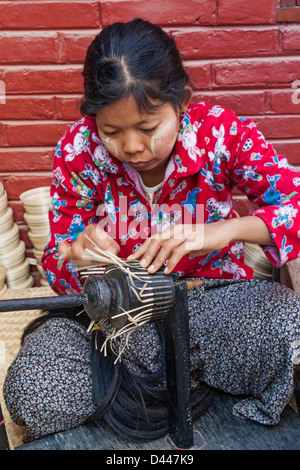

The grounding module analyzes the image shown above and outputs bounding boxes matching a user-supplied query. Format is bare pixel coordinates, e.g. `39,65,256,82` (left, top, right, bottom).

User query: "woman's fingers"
127,238,150,261
147,227,201,273
128,227,189,274
89,224,120,255
127,228,171,264
127,224,207,274
58,241,72,259
163,242,190,274
143,237,184,273
58,224,120,263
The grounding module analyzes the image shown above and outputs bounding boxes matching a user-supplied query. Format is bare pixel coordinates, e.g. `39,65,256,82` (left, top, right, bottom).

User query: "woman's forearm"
129,216,275,274
229,215,274,246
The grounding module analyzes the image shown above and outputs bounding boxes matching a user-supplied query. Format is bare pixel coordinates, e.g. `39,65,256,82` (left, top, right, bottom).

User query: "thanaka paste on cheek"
150,115,178,157
99,133,119,158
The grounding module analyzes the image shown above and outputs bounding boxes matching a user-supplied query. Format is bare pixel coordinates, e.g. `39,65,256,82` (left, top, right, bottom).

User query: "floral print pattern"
41,102,300,295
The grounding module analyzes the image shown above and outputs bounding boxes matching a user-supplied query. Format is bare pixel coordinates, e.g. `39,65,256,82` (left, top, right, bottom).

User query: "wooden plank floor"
16,392,300,451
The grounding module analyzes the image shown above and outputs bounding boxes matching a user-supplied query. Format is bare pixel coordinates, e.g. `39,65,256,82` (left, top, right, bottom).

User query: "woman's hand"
128,220,235,274
128,215,274,274
59,223,120,264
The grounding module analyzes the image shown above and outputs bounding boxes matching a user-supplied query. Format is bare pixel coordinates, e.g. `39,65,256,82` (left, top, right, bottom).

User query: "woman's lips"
129,161,154,169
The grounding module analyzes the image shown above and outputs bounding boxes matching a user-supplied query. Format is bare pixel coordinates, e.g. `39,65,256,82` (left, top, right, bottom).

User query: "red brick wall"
0,0,299,275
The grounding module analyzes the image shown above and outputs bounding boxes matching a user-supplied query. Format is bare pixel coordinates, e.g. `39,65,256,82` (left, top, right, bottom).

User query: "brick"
217,0,277,24
0,94,82,120
3,65,84,94
0,30,98,66
0,123,4,147
55,95,82,120
282,25,300,51
192,90,266,115
173,27,279,60
184,62,212,90
0,95,57,120
0,173,53,199
0,1,101,29
213,58,300,88
101,0,217,26
3,121,72,146
271,140,300,166
266,90,300,114
7,200,26,224
277,6,300,23
0,147,54,171
19,225,33,250
280,0,296,6
0,32,59,64
60,31,98,64
254,115,300,139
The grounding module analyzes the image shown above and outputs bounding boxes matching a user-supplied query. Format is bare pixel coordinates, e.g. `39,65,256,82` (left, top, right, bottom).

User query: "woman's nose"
123,132,144,155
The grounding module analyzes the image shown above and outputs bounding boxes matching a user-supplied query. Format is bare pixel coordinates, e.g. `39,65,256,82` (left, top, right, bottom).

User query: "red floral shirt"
41,102,300,295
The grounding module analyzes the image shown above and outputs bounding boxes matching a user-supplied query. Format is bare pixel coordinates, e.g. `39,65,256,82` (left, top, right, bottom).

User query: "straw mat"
0,285,56,449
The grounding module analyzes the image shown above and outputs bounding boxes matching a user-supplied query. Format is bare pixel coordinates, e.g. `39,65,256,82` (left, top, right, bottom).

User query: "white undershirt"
137,173,163,205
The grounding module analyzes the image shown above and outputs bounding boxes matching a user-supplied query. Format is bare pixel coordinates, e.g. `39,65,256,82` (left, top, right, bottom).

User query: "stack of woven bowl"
20,187,51,285
0,182,33,291
0,264,6,297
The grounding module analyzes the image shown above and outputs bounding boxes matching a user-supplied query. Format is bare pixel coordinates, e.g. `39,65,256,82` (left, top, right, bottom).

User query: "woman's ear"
180,86,193,115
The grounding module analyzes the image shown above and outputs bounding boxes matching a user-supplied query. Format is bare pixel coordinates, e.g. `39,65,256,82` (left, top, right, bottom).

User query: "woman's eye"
141,126,158,134
104,130,118,137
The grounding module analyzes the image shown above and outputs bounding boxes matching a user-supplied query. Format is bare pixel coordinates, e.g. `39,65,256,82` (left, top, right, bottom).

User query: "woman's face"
95,96,181,180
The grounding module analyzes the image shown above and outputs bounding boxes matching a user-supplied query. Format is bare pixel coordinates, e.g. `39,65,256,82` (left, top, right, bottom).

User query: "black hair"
22,310,215,442
85,323,215,442
80,18,190,117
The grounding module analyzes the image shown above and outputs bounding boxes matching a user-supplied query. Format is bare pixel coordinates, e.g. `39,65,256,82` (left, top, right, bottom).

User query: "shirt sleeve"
227,115,300,267
41,126,101,295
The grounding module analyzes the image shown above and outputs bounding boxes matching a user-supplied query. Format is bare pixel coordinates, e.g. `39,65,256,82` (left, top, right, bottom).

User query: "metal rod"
0,294,88,312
